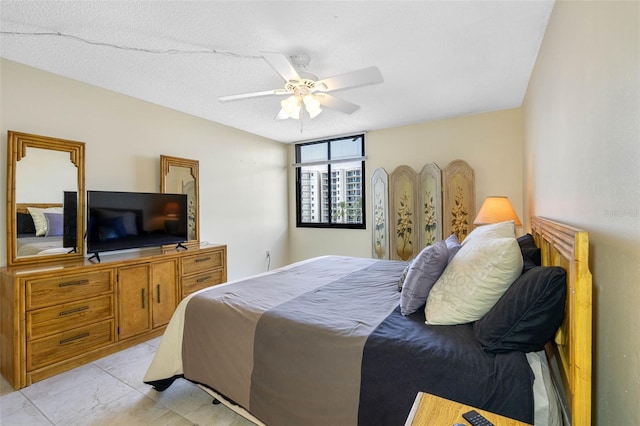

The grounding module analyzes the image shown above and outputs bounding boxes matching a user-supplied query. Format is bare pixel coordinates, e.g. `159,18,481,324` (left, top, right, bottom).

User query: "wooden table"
404,392,532,425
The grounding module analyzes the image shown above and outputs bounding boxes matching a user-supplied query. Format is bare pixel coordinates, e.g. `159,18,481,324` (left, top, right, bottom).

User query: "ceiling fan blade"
261,51,302,83
219,89,288,102
316,94,360,114
315,66,383,92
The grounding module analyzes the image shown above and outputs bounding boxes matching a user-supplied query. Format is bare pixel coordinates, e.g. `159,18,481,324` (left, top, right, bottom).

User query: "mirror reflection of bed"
15,199,77,257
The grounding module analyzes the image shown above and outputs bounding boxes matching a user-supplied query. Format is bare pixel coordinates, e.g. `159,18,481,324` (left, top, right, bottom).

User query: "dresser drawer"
27,295,114,340
27,320,115,371
182,250,224,276
25,270,113,310
182,270,224,297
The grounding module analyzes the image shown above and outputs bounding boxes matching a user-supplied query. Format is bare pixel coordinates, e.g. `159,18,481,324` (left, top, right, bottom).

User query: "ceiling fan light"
307,107,322,119
281,96,301,119
303,95,322,118
303,94,319,109
282,95,296,108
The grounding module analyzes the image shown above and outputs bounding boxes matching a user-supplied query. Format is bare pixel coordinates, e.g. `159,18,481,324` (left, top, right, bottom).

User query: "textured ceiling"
0,1,554,143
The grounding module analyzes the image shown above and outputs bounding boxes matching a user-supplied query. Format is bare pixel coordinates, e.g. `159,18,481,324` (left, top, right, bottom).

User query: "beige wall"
288,108,524,261
0,59,290,279
523,1,640,424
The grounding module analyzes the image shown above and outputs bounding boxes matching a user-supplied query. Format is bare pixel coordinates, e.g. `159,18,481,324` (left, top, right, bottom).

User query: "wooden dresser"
0,243,226,389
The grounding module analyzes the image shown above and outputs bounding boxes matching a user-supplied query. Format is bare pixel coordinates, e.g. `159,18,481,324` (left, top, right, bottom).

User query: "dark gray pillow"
400,240,449,316
517,233,541,273
17,212,36,234
474,266,566,353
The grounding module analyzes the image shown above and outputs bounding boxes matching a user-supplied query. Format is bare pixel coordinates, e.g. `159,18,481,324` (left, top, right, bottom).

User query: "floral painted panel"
418,163,443,248
443,160,475,242
371,167,389,259
390,165,417,261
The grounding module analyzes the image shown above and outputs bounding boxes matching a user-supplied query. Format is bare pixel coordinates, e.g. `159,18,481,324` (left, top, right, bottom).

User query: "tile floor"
0,337,254,425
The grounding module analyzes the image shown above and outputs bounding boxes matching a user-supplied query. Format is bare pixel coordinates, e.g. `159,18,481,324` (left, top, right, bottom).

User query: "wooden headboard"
16,203,63,214
530,216,592,426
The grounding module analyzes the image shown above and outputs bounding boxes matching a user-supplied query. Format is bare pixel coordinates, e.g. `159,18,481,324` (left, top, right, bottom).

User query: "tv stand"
88,252,101,263
175,242,188,251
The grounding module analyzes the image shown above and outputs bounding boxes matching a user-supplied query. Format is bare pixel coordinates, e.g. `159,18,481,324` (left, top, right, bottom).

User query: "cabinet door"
151,259,177,328
117,264,150,339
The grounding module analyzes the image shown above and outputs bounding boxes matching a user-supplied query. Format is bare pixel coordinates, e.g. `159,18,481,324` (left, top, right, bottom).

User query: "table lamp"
473,196,522,226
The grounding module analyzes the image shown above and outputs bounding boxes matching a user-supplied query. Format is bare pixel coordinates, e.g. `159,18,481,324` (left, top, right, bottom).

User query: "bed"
144,216,592,425
15,203,68,256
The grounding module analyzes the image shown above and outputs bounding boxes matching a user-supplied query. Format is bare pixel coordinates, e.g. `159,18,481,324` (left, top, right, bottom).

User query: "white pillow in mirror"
27,207,63,237
425,236,523,325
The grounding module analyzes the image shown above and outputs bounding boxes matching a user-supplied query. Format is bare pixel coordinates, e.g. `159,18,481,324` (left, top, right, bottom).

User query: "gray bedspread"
182,256,403,425
145,255,535,425
16,235,64,256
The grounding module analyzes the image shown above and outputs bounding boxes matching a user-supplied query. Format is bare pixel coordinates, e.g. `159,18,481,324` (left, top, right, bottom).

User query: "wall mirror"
160,155,199,243
6,131,85,266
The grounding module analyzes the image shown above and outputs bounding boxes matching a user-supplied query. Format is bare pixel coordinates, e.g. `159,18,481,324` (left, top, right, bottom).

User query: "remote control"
462,409,494,426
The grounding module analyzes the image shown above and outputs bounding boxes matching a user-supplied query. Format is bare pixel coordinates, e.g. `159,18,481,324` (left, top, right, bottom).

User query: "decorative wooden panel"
371,168,389,259
443,160,475,242
389,166,417,261
418,163,443,248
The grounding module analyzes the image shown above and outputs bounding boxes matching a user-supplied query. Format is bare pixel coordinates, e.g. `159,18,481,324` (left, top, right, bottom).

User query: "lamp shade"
163,201,181,217
473,196,522,226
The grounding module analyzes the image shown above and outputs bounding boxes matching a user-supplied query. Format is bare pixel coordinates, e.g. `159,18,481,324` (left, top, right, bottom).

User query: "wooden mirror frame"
6,131,86,266
160,155,199,243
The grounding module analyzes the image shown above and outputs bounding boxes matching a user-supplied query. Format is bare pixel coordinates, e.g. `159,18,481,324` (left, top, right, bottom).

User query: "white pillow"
27,207,63,237
462,220,515,245
425,237,523,325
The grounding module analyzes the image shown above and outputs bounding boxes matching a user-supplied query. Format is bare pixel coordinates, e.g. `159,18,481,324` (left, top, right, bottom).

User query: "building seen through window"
295,135,365,229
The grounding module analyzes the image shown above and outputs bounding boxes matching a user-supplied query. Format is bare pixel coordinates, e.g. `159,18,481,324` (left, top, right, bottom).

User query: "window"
295,134,365,229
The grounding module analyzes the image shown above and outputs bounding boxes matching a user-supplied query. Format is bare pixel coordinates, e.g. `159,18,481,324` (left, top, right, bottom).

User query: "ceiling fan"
219,52,384,120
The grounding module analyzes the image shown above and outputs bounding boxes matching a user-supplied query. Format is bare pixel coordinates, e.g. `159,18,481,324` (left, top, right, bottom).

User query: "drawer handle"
59,279,90,287
59,332,90,345
59,306,89,316
195,257,211,263
196,276,212,283
157,284,161,304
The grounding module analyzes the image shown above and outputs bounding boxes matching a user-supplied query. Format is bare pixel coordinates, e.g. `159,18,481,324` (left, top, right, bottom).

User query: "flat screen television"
87,190,188,260
63,191,78,250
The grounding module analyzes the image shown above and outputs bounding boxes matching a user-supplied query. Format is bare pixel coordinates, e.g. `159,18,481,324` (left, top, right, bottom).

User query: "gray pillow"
397,262,411,292
44,212,63,237
400,240,449,316
444,233,461,262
